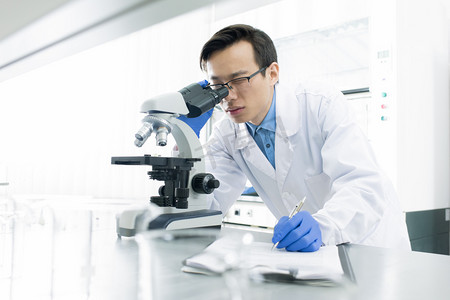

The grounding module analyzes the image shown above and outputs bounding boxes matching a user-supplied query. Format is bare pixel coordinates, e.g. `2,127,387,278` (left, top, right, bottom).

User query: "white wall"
395,0,450,252
395,0,449,211
0,6,213,200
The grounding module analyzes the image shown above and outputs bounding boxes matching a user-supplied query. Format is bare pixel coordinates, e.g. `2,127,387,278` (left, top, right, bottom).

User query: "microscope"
112,81,228,237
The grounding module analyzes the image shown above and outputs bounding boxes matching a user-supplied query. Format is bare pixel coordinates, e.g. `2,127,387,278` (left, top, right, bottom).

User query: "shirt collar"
246,89,277,137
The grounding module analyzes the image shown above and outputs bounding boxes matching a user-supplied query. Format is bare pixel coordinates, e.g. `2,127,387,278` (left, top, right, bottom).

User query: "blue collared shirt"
246,90,276,169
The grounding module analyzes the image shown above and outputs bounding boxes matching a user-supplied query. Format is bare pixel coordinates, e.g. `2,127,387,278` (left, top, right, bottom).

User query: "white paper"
184,237,344,280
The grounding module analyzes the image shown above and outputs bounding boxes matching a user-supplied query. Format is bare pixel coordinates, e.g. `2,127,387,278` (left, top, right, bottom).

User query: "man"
186,24,411,252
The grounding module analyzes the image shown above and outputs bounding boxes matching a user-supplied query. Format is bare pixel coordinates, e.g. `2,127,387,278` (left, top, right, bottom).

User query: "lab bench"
1,203,450,300
102,231,450,300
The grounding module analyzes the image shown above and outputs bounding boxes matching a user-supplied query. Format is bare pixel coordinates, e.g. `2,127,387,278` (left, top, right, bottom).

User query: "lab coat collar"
274,83,301,138
273,83,298,191
235,123,253,150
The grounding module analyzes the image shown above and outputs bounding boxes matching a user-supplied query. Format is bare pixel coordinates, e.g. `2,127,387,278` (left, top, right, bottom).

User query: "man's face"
206,40,279,125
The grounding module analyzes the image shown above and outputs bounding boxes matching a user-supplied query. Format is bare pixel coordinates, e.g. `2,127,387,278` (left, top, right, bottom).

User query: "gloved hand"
178,108,213,137
272,211,322,252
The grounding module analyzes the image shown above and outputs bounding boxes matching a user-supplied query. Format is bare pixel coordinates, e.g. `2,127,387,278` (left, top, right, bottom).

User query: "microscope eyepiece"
179,84,229,118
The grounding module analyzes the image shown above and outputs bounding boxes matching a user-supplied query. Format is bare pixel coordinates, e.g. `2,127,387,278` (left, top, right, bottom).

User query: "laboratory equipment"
112,81,228,236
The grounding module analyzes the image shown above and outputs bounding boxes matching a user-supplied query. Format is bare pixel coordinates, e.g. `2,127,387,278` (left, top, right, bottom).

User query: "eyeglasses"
208,66,267,91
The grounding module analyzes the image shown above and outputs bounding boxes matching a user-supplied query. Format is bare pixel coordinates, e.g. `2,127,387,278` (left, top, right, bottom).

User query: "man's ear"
267,62,279,85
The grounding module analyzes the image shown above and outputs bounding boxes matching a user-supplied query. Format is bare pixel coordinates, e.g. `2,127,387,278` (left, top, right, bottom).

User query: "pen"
272,196,306,250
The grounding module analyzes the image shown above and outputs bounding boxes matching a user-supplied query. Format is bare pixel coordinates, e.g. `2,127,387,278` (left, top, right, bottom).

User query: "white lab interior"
0,0,449,299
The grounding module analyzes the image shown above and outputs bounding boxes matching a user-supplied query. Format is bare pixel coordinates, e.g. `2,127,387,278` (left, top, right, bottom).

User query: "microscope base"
148,209,223,230
116,209,222,237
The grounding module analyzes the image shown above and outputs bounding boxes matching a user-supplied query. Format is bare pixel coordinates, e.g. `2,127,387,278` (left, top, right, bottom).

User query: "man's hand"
178,108,213,137
272,211,322,252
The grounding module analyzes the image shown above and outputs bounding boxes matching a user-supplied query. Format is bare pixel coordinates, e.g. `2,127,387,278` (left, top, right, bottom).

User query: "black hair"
200,24,277,74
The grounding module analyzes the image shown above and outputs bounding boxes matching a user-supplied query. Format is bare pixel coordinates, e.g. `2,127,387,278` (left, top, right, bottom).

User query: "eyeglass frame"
207,66,268,91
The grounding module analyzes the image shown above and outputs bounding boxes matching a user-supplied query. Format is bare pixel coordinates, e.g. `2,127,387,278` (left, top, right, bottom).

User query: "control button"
381,116,388,121
381,92,387,97
381,104,388,109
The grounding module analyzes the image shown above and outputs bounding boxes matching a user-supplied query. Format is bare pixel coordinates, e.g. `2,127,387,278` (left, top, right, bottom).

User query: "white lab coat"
205,82,411,250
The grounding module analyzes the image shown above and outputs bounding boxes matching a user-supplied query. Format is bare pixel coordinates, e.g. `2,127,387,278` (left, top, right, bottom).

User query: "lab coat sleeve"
311,91,390,246
204,123,247,214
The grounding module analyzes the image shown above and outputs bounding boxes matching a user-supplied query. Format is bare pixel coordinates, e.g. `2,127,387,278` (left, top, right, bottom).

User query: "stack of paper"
182,236,344,283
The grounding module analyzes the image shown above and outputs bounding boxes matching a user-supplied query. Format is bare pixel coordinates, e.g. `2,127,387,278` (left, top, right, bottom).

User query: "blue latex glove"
272,211,322,252
178,108,213,137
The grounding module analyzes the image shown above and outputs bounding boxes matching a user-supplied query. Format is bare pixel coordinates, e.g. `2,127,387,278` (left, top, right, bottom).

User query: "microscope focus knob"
175,188,189,209
192,173,220,194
